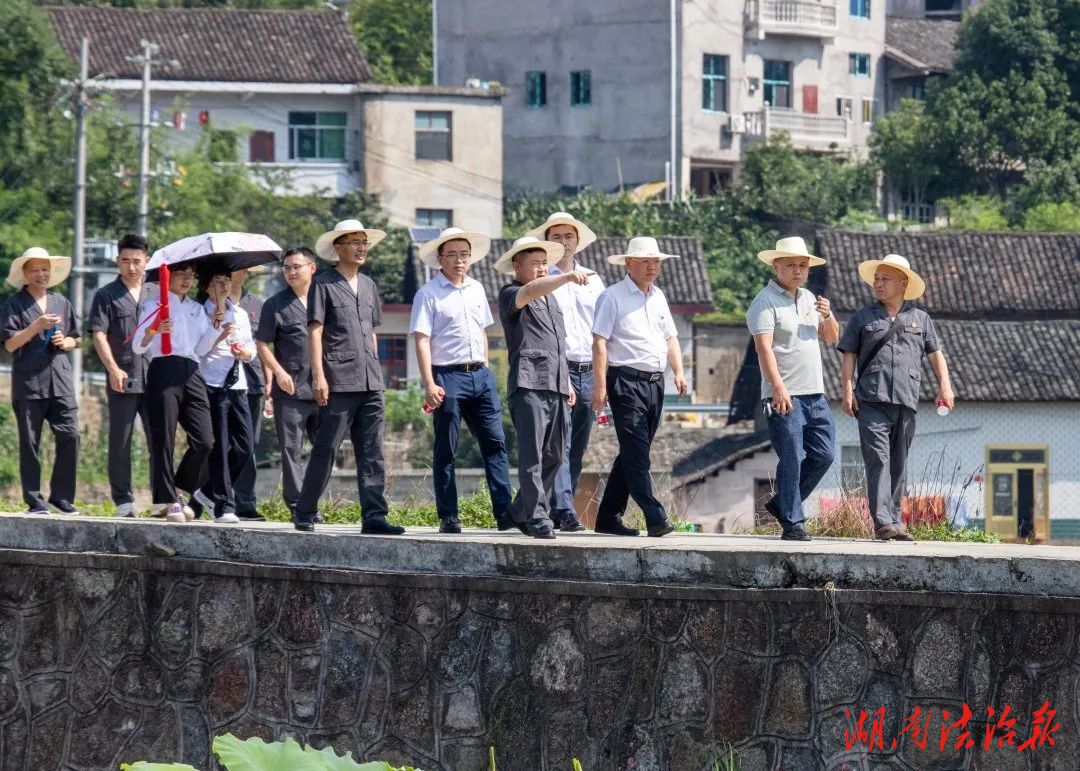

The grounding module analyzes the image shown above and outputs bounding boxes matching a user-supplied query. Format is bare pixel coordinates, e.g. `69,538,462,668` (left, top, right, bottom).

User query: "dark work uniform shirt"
837,301,941,412
497,281,570,398
307,269,383,392
256,287,314,402
0,289,79,401
238,289,265,393
86,278,155,393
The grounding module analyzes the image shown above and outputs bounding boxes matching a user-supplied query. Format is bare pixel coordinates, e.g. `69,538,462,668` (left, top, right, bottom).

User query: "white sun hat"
525,211,598,253
858,253,926,300
493,236,564,275
314,219,387,263
756,236,825,267
606,236,678,266
6,247,72,289
417,227,492,269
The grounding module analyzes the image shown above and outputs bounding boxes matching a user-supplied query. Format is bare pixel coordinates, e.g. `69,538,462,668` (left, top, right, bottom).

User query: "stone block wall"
0,558,1075,770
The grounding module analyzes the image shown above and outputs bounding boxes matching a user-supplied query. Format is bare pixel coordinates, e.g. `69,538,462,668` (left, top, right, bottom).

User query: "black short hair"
117,233,148,253
512,247,548,264
283,247,316,262
437,238,471,257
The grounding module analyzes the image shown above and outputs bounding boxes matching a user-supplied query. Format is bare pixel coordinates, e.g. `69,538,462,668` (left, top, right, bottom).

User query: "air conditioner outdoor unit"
727,114,746,134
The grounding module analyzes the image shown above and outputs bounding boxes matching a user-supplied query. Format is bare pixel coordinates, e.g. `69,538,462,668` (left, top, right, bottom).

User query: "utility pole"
71,37,89,401
128,40,161,237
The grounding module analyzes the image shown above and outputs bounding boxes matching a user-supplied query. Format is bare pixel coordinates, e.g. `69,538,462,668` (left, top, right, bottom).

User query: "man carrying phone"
746,237,838,542
88,234,155,517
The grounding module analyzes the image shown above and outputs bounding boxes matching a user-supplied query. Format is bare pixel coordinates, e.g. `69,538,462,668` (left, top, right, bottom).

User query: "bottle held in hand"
263,398,274,419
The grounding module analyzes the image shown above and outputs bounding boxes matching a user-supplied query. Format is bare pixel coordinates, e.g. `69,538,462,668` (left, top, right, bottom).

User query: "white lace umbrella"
146,232,282,275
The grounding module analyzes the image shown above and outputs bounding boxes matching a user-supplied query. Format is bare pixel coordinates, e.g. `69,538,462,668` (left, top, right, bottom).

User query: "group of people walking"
1,217,950,542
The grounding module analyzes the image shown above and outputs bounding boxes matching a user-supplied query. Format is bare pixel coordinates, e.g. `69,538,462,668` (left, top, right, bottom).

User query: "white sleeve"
591,290,616,340
409,288,434,336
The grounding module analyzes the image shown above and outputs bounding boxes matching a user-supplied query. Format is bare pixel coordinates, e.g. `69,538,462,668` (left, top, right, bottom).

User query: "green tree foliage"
869,99,943,212
350,0,432,85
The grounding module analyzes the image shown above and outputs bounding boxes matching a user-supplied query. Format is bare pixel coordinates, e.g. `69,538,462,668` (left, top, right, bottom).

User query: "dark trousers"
858,402,917,531
596,368,667,528
205,387,255,517
274,396,318,514
146,356,214,505
510,388,568,528
14,396,79,510
295,390,388,524
106,390,150,505
431,366,513,521
766,394,836,531
232,391,263,516
550,368,595,519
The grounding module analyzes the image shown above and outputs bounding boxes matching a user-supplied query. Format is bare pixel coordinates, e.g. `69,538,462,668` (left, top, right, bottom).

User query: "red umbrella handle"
152,263,172,355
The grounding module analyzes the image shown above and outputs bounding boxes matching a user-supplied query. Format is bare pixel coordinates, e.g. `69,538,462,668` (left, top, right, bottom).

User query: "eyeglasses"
282,263,313,272
336,240,369,248
440,253,471,263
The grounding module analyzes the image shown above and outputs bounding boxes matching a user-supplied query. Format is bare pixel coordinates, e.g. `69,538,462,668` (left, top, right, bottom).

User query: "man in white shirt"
526,212,602,532
134,261,232,523
591,237,688,537
410,228,514,533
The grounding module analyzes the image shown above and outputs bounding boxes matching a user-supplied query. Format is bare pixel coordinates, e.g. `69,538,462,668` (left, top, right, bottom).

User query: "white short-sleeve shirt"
592,276,678,372
409,272,493,366
745,279,824,397
549,262,605,362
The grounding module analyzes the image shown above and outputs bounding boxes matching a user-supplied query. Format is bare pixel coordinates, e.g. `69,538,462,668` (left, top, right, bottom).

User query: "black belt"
567,360,593,373
610,365,664,383
435,362,486,373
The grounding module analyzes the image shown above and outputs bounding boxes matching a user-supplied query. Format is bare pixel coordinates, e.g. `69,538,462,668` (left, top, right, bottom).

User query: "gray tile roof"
885,17,961,73
671,429,772,484
814,230,1080,318
408,236,714,308
45,6,371,84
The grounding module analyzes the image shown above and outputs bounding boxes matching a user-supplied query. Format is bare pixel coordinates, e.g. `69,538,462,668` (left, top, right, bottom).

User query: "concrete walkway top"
1,513,1078,603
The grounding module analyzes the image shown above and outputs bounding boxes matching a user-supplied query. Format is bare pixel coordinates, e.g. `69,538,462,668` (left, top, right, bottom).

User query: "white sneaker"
214,512,240,524
165,504,187,524
181,502,196,521
115,502,137,518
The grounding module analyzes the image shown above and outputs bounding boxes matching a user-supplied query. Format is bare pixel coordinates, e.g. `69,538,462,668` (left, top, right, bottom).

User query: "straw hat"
6,247,71,289
756,236,825,267
493,236,563,275
607,236,678,266
858,254,926,300
525,211,597,253
417,227,491,269
314,219,387,263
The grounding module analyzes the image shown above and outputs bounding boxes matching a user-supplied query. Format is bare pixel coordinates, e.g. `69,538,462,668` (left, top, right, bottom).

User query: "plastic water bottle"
936,401,950,417
263,398,274,419
596,410,612,427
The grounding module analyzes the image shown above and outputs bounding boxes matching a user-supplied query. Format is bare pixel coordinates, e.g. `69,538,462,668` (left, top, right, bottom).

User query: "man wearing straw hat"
495,236,592,539
410,227,515,534
525,212,601,532
291,219,403,534
838,254,954,541
0,247,81,515
746,236,838,542
591,237,688,537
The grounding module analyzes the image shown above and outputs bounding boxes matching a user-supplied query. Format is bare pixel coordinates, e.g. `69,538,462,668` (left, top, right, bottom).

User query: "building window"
525,71,547,107
702,54,728,112
849,53,871,78
288,112,346,161
906,81,927,100
763,60,792,108
415,111,452,161
862,97,876,124
378,335,408,390
850,0,870,18
415,208,453,229
836,96,854,120
690,166,732,197
249,130,274,163
570,70,591,107
925,0,961,14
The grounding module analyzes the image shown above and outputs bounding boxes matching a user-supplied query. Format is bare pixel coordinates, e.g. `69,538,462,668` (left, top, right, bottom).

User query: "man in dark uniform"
0,247,81,515
496,236,590,539
838,254,953,541
256,247,319,519
292,219,404,534
88,234,155,518
230,267,269,521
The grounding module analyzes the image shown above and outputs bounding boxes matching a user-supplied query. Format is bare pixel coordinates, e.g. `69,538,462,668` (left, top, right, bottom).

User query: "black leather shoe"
439,517,462,534
48,499,79,515
560,514,587,532
764,495,781,523
531,525,556,540
237,511,266,522
647,520,675,537
595,518,639,537
781,526,812,542
294,520,314,532
361,517,405,535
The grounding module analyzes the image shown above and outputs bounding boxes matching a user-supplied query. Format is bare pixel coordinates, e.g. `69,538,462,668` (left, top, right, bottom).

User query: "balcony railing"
747,0,839,38
743,107,849,142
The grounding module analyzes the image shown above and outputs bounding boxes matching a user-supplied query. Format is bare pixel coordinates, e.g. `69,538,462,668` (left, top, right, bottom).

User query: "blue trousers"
550,368,595,519
432,366,513,521
766,393,836,531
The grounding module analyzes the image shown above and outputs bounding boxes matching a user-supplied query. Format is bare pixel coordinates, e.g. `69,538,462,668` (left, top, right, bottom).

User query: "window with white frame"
763,60,792,108
415,111,452,161
415,208,453,229
836,97,854,120
288,112,346,161
850,0,870,18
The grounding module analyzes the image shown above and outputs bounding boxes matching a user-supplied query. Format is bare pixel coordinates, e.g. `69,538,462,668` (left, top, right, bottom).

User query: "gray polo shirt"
745,280,824,398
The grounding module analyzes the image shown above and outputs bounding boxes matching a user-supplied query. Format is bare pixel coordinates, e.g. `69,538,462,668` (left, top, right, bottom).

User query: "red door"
802,85,819,114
